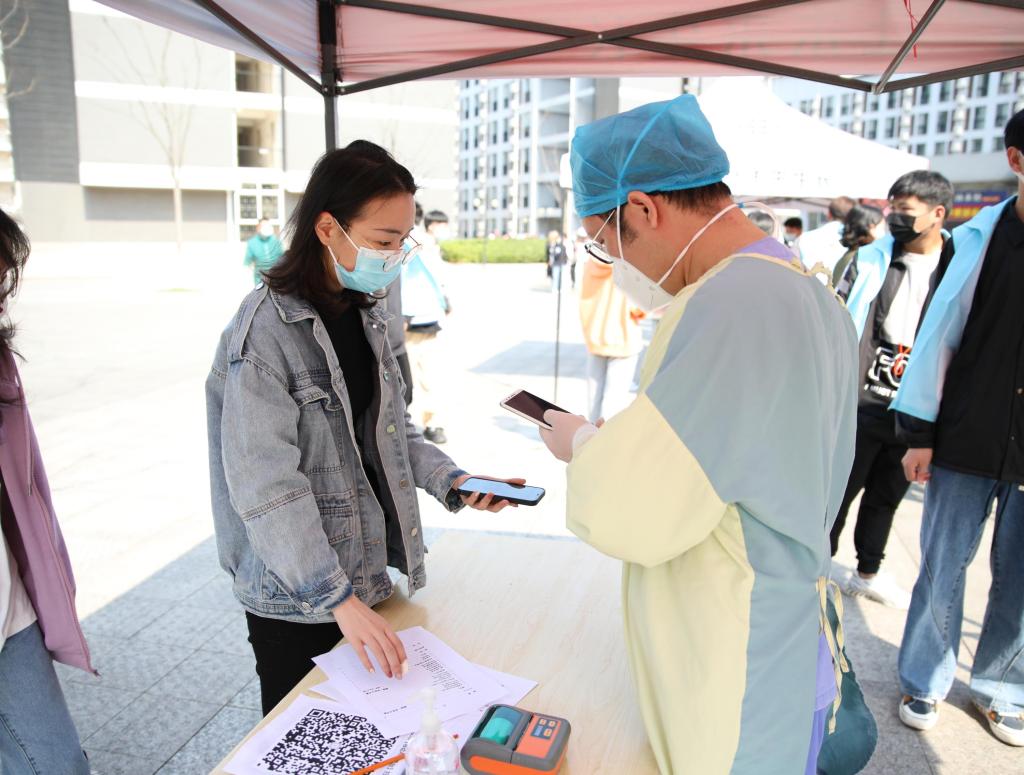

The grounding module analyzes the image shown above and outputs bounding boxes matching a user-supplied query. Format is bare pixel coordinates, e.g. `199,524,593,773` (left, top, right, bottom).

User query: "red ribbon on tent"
903,0,920,60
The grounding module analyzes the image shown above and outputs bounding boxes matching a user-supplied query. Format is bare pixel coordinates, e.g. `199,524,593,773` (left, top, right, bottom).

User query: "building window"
971,138,984,153
868,95,880,112
799,99,813,115
840,122,850,133
235,55,272,93
887,92,898,109
866,119,878,140
998,72,1015,95
915,113,929,135
939,81,953,102
841,94,851,116
972,74,990,98
934,142,946,156
972,105,986,130
885,117,896,138
996,103,1011,128
823,96,835,118
937,110,949,133
237,119,275,167
994,136,1006,152
915,143,926,156
918,85,931,105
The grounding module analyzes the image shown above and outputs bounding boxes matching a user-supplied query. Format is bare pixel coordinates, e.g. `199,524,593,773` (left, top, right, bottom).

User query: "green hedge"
440,238,547,264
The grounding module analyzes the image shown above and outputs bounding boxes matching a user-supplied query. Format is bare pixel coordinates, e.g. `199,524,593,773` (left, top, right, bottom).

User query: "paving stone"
60,679,138,741
85,748,162,775
149,649,255,705
185,575,241,613
155,706,263,775
57,634,194,693
134,604,234,649
86,692,221,763
199,612,253,658
80,591,178,640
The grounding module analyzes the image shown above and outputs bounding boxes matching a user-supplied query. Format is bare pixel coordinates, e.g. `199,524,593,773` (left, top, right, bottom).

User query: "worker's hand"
902,447,933,484
332,595,408,679
453,473,524,512
540,410,593,463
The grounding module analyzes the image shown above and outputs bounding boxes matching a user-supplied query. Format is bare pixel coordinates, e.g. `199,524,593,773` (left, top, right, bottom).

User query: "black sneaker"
899,695,938,731
424,427,447,444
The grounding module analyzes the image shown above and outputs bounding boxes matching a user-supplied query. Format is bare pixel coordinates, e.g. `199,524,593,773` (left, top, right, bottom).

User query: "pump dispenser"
405,688,460,775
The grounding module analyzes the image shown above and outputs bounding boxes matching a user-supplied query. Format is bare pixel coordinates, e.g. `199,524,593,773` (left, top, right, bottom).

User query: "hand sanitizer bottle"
405,688,459,775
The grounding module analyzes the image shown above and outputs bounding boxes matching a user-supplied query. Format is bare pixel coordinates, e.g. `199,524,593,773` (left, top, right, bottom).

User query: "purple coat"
0,350,92,673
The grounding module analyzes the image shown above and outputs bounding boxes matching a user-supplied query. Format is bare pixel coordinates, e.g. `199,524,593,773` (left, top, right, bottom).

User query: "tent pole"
319,0,339,150
873,0,947,94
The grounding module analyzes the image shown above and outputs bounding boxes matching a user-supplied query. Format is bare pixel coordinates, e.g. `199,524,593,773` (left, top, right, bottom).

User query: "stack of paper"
225,627,536,775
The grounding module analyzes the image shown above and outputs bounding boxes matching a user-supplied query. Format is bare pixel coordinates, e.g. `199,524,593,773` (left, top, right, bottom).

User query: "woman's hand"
453,473,525,512
540,410,593,462
332,595,408,679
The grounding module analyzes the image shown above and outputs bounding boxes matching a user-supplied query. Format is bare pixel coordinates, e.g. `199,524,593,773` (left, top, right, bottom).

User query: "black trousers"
396,351,414,407
245,612,342,715
829,409,912,575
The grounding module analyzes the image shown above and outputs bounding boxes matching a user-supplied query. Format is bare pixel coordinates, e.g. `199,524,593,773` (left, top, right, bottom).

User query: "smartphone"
500,389,569,430
456,477,546,506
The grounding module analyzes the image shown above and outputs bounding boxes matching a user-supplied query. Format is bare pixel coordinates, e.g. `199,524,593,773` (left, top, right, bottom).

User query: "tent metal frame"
187,0,1024,148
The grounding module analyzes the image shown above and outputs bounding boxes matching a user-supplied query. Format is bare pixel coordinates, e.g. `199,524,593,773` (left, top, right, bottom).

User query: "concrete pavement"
12,249,1016,773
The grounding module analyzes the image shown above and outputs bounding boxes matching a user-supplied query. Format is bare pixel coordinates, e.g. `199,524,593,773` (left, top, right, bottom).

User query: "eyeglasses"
338,219,422,269
582,210,618,265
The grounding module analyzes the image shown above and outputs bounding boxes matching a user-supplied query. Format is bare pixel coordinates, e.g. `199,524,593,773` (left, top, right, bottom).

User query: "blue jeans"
898,465,1024,714
0,623,89,775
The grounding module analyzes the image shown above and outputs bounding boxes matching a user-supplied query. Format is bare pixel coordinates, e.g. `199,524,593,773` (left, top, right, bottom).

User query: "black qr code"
260,708,399,774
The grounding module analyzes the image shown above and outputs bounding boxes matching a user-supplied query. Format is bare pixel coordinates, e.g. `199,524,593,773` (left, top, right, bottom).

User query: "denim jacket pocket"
291,384,336,410
314,491,355,545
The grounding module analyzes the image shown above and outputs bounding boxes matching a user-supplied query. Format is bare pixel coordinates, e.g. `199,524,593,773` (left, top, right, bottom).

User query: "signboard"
949,190,1010,224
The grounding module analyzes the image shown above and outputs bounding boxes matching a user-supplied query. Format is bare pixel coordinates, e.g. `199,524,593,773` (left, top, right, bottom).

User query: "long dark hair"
0,208,29,360
264,140,417,316
840,205,884,249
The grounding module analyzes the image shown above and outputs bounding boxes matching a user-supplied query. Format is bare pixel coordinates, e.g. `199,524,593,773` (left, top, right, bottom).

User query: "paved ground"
12,246,1018,773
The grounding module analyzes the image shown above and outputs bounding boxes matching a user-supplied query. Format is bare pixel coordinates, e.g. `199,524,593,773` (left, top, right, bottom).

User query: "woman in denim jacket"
207,141,521,714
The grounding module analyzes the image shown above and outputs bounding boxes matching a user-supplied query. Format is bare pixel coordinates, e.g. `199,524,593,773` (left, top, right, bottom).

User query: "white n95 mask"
612,202,739,312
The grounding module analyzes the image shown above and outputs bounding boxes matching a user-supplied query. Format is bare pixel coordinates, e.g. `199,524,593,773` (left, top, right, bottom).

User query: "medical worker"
892,108,1024,746
540,95,860,774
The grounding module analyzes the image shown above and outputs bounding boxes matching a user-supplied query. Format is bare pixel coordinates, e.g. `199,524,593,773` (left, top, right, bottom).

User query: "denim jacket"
206,286,466,623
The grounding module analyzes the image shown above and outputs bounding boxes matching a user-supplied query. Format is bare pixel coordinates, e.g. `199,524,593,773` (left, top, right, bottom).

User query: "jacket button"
1018,388,1023,395
383,372,390,382
386,424,397,434
399,479,409,488
300,602,313,613
411,527,419,537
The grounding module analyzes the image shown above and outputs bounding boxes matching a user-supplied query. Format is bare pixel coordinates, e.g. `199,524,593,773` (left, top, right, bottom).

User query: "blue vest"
845,235,896,339
890,197,1017,422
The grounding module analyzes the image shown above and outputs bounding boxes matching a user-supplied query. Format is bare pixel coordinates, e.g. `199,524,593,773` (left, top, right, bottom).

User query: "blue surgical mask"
328,219,416,294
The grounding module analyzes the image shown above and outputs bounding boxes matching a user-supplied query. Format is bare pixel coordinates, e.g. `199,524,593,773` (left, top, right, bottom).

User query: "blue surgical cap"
570,94,730,218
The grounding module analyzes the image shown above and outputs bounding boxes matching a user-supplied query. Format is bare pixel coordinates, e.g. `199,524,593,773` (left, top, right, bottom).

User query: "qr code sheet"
260,708,399,774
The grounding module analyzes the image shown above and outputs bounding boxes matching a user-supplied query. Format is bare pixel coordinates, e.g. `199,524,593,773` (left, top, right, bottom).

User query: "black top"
897,199,1024,483
317,301,376,422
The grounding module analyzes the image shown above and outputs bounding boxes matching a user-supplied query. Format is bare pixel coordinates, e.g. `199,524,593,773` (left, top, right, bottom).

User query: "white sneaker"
973,702,1024,746
900,696,939,731
845,571,912,610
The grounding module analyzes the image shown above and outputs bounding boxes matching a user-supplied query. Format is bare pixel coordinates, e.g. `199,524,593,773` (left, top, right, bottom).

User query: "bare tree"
0,0,36,100
97,22,205,254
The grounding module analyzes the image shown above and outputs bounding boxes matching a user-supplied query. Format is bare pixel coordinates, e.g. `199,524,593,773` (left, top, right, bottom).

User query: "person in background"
565,231,578,289
0,208,92,774
578,243,644,422
830,171,953,611
402,209,452,444
207,143,521,715
244,217,285,285
799,196,857,273
546,230,569,292
784,216,804,246
891,109,1024,746
541,95,859,775
384,202,423,409
747,210,776,236
832,205,885,289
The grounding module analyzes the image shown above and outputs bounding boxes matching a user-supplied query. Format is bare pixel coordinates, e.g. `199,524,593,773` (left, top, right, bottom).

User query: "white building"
456,77,691,238
772,72,1024,211
1,1,458,243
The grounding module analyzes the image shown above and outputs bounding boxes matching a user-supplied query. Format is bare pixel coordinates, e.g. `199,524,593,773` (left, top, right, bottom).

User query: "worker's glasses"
582,210,618,265
338,219,422,269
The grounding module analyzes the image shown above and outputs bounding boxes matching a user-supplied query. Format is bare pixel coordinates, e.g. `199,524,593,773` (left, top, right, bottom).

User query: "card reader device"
461,704,570,775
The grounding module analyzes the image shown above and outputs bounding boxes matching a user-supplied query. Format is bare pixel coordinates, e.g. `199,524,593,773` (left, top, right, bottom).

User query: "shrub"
440,238,547,264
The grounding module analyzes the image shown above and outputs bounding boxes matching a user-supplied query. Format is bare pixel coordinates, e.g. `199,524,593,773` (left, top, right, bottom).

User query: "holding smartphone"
500,389,569,430
455,477,546,506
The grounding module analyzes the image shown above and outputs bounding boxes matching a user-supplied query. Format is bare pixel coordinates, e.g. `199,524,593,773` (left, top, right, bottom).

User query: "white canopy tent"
559,79,928,200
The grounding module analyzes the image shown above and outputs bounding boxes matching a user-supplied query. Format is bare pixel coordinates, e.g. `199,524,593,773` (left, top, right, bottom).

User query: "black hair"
263,140,417,315
0,208,28,368
840,204,884,249
888,170,954,216
783,217,803,230
598,181,733,243
258,216,270,224
415,200,424,225
1005,107,1024,151
828,197,856,220
424,210,449,230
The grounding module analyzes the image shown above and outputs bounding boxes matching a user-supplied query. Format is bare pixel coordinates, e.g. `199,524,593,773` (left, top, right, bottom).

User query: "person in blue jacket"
891,108,1024,747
